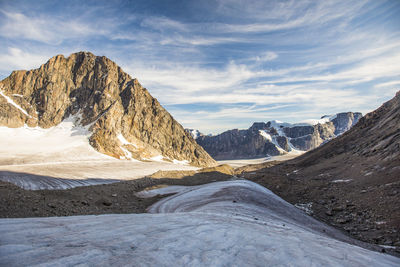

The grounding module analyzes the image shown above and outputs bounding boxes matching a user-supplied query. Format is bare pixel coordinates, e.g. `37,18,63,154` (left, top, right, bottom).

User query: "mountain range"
190,112,362,160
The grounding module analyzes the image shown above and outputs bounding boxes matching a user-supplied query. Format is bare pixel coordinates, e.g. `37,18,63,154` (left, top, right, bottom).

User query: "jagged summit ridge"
0,52,216,167
195,112,362,160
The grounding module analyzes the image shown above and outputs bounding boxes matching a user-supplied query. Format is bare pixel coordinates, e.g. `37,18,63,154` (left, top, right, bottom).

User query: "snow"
268,120,292,134
217,152,304,168
117,133,130,145
300,114,337,125
117,133,137,148
287,138,305,153
172,159,189,165
259,129,287,154
119,146,136,161
0,118,198,190
116,134,139,161
149,155,164,162
187,129,201,139
258,129,272,142
269,114,338,128
332,179,353,183
0,119,100,164
0,89,32,118
0,180,398,266
301,118,331,125
258,129,305,155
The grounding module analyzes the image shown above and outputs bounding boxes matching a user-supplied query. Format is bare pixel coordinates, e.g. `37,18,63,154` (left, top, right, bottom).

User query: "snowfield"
0,120,198,190
1,180,398,266
217,151,304,168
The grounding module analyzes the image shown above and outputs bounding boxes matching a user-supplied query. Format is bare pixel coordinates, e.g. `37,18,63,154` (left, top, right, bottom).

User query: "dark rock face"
248,92,400,251
197,127,280,160
196,113,362,160
331,112,363,135
0,52,216,167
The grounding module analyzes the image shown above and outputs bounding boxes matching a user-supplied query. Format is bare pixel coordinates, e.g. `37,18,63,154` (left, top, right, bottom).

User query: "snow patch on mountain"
0,89,32,118
185,128,202,139
258,129,272,142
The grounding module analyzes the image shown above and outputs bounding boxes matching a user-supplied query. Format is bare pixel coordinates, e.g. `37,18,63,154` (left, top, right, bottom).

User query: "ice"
332,179,353,183
0,180,398,266
217,152,305,168
0,118,198,190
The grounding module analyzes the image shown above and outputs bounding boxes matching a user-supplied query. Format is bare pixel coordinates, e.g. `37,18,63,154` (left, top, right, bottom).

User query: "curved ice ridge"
0,180,399,266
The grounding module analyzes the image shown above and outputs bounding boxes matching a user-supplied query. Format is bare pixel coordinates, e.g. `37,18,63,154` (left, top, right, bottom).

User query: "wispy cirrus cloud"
374,80,400,88
0,47,50,74
0,0,399,134
0,10,108,44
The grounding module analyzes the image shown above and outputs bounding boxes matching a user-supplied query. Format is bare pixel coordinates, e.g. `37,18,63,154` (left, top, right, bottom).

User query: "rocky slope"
195,112,362,160
246,92,400,252
0,52,215,167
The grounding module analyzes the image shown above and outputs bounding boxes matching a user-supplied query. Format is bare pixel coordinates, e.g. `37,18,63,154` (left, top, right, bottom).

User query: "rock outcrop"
195,112,362,160
0,52,216,167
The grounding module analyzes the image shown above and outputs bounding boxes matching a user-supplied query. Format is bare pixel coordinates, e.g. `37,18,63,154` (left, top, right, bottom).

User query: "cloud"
140,16,189,32
374,80,400,88
266,52,400,85
210,0,368,33
0,47,50,73
254,51,278,62
0,0,399,134
0,10,108,44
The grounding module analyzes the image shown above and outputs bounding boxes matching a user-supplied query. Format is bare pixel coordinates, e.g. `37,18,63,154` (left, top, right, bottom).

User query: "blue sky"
0,0,399,134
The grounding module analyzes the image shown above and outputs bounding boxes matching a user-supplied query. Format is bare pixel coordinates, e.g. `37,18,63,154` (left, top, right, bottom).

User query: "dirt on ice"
0,170,233,218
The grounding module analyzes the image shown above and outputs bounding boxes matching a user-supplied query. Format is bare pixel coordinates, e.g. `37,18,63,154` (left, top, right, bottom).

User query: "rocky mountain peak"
0,52,216,167
195,112,362,160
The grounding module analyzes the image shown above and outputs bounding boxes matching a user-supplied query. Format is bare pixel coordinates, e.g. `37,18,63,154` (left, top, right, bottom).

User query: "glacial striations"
195,112,362,160
0,52,216,167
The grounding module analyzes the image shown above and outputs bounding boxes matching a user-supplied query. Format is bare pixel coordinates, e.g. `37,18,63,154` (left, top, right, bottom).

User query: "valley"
0,51,399,266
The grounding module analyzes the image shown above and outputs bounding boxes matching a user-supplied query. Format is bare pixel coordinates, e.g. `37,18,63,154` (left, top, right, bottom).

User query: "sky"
0,0,399,134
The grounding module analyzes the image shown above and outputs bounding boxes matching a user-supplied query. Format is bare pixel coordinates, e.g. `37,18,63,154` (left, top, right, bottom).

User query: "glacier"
0,180,398,266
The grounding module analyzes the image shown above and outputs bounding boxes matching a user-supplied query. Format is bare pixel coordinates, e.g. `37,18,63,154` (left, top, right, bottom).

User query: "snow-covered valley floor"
0,123,198,190
1,180,398,266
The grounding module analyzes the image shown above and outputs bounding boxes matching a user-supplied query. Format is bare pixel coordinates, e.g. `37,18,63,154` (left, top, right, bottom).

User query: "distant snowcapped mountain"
185,128,203,140
195,112,362,160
